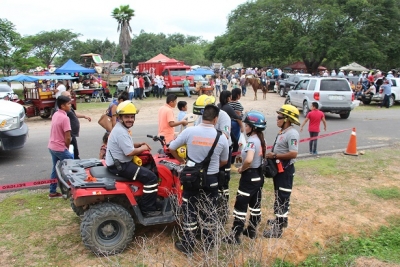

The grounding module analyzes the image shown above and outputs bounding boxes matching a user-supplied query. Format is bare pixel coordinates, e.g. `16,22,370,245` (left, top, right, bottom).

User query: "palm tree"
111,5,134,65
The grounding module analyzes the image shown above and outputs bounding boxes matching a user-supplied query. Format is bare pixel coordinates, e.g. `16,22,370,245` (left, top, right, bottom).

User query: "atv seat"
90,166,131,182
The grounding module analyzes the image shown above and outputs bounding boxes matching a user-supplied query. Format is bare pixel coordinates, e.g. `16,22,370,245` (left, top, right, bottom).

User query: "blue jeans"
49,148,73,193
222,85,227,91
309,132,319,153
241,85,247,96
129,92,134,100
215,85,221,96
158,87,164,98
134,88,140,99
184,86,190,97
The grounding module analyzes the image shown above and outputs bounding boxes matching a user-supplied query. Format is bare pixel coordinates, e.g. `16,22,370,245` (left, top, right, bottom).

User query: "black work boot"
222,232,241,244
243,226,256,239
267,218,288,228
263,224,283,238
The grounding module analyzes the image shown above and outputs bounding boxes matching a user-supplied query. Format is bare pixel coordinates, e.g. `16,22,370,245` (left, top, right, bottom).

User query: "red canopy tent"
145,53,171,63
285,61,326,71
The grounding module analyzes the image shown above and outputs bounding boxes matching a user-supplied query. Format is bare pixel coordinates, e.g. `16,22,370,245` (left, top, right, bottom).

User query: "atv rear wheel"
80,202,135,255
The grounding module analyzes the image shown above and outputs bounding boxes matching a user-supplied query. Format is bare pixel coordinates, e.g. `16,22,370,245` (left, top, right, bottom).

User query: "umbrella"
1,74,39,82
187,68,214,76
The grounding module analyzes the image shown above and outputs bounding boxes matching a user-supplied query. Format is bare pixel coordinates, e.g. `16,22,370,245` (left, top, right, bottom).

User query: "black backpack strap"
202,130,222,167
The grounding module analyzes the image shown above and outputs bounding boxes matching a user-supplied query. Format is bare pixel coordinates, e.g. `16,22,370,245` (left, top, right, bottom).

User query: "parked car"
0,100,28,150
278,74,311,97
116,74,152,96
360,77,400,106
285,77,355,119
0,84,14,99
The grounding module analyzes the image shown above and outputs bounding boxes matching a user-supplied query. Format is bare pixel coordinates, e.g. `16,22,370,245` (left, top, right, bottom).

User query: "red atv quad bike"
56,134,183,255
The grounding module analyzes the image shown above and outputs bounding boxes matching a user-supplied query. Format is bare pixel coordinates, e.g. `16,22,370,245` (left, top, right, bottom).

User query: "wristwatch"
273,153,277,159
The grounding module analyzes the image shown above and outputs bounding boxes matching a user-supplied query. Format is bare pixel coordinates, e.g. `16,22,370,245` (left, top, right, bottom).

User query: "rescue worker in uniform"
263,104,300,238
105,101,160,217
169,104,229,255
193,95,232,224
222,111,267,244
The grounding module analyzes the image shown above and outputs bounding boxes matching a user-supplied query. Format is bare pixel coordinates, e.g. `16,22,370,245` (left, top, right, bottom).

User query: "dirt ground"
16,89,400,266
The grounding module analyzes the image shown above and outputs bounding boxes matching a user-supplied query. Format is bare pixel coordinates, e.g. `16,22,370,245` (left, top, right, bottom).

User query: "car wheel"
362,99,371,105
340,111,350,119
279,88,285,97
302,101,309,117
284,97,292,105
389,95,395,107
80,202,135,255
40,107,52,119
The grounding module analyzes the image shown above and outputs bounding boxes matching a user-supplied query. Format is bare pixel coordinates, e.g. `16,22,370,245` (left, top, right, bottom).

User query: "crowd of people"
46,64,395,256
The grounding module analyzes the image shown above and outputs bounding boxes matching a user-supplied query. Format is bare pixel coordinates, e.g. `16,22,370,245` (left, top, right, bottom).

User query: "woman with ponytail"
222,111,267,244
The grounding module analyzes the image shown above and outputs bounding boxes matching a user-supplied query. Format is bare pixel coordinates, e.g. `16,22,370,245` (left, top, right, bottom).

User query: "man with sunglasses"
263,104,300,238
105,101,160,217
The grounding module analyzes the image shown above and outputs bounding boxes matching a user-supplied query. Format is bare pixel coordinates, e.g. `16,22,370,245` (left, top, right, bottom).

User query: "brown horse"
246,76,269,100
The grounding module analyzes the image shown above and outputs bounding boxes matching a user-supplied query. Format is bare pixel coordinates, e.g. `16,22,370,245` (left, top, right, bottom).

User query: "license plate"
328,95,344,100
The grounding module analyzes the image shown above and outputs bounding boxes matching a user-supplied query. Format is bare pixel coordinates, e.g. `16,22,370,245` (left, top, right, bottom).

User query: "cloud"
0,0,245,42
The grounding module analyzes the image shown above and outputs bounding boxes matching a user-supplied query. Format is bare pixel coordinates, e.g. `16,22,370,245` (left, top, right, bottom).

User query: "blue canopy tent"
1,74,39,83
187,68,214,76
55,59,95,74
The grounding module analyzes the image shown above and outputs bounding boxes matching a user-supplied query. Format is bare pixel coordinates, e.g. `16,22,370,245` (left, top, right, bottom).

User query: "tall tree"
0,19,40,75
25,29,80,67
206,0,400,72
111,4,135,65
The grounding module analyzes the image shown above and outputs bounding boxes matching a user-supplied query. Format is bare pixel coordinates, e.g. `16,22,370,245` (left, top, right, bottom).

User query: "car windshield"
320,80,351,91
0,86,12,92
170,69,188,76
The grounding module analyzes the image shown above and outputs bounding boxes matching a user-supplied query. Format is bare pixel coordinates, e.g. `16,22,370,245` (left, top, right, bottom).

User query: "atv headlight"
0,115,19,131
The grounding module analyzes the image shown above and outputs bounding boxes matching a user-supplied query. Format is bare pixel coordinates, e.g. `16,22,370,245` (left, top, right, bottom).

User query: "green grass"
271,220,400,267
354,103,400,111
295,157,349,176
368,187,400,199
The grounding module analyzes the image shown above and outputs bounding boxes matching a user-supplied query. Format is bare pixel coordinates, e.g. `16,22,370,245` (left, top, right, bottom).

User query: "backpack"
179,131,221,190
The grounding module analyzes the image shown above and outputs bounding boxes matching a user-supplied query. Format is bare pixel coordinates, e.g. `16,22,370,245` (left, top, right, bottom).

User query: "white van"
116,74,152,96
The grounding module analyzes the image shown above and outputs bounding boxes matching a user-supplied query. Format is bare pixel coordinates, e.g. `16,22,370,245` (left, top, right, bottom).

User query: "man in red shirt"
300,102,327,155
138,75,145,100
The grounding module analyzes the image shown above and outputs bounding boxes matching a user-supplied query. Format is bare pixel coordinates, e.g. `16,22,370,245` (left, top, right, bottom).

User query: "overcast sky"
1,0,248,43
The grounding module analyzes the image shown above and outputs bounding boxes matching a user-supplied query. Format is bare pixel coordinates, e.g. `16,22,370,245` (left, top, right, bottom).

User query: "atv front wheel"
80,202,135,255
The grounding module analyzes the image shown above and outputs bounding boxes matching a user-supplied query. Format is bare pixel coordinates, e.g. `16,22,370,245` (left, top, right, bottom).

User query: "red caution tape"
0,179,57,191
233,128,352,156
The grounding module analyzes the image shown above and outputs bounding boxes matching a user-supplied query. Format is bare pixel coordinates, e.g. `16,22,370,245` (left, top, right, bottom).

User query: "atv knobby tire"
80,202,135,255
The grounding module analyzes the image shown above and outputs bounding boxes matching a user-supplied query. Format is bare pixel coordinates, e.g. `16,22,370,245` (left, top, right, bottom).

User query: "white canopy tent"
340,62,369,72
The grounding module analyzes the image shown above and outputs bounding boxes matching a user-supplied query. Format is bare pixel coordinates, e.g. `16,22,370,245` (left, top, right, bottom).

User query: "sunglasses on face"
277,116,285,120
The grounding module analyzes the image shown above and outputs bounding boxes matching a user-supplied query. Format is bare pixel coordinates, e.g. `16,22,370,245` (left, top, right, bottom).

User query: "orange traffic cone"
344,128,358,156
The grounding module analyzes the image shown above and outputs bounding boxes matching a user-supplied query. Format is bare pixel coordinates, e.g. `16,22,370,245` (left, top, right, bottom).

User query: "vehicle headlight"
0,115,19,131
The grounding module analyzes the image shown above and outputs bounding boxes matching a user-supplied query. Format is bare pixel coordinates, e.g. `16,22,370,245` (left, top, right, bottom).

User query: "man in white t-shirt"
54,81,66,98
133,75,140,100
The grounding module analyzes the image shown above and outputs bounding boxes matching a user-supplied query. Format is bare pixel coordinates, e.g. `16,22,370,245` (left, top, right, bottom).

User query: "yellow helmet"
116,100,138,115
277,104,300,126
193,95,216,115
177,145,187,159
